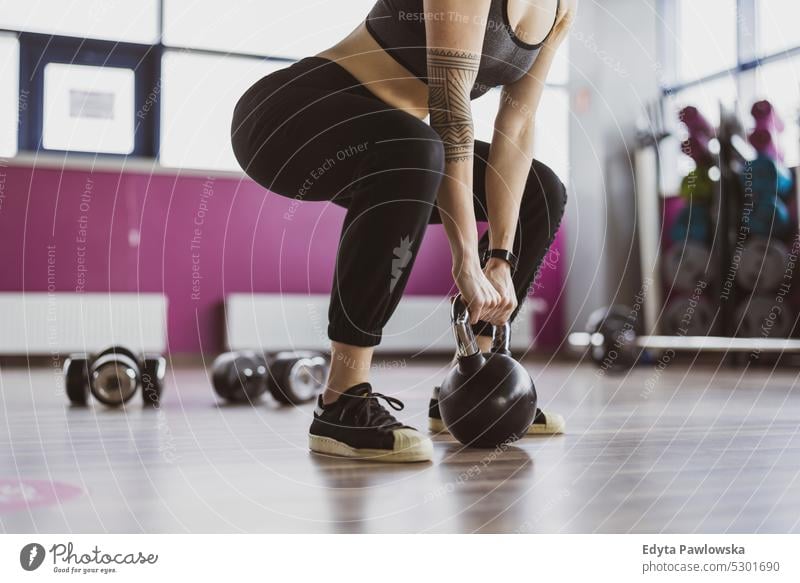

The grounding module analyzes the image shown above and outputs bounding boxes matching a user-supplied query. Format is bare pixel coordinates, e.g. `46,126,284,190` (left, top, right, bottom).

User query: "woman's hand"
483,258,517,324
452,257,504,326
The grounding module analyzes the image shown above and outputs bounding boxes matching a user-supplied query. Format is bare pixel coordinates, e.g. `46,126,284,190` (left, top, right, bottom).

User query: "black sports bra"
365,0,559,100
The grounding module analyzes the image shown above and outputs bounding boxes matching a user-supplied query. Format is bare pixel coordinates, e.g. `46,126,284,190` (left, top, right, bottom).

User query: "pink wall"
0,164,565,353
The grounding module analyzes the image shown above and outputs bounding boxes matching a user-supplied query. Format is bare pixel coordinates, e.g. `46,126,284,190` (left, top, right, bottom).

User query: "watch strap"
483,248,519,274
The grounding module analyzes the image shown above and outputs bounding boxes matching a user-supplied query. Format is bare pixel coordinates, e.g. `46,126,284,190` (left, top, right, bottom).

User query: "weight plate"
64,355,89,406
211,351,268,403
141,355,166,407
268,354,328,405
663,242,713,292
90,352,140,407
736,237,787,292
662,295,717,336
95,345,139,362
735,296,794,338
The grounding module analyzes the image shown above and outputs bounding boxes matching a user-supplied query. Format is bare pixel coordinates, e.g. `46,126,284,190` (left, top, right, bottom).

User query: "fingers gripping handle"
451,295,480,358
450,295,512,358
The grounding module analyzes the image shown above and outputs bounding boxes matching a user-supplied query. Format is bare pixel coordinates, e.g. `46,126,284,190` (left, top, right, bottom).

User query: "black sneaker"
428,386,565,435
309,383,433,462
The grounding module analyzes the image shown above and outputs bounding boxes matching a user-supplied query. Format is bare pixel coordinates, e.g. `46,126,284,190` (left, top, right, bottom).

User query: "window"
471,90,502,144
676,0,737,82
0,33,19,157
665,75,737,128
757,0,800,57
756,57,800,167
2,1,571,173
465,85,570,185
17,34,159,156
549,43,570,86
162,0,374,59
535,88,570,183
661,0,800,177
160,51,285,171
0,0,160,44
42,63,136,154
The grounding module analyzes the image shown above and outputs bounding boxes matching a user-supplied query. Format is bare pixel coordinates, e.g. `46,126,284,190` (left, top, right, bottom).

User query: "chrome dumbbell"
64,346,166,407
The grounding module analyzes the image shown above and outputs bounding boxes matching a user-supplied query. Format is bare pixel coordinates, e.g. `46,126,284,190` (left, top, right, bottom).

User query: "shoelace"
338,391,404,428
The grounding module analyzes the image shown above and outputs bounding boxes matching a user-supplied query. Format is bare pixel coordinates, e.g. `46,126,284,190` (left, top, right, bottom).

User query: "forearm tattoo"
427,48,480,163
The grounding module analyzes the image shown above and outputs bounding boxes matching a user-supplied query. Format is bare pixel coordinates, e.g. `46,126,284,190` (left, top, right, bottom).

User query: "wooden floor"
1,357,799,533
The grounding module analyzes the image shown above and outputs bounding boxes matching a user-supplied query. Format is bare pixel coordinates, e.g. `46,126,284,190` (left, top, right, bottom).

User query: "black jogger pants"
231,57,567,347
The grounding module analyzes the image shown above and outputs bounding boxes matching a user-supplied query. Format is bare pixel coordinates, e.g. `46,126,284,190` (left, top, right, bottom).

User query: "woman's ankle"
322,386,356,405
323,341,375,405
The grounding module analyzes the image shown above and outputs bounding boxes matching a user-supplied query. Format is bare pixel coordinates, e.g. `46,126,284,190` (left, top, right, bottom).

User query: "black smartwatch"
483,248,519,274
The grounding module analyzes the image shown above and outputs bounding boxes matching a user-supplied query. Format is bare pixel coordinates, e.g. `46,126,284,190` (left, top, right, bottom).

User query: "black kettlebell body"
439,296,537,448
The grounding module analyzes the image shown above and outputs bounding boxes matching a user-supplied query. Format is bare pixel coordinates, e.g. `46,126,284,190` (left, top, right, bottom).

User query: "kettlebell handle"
451,295,511,358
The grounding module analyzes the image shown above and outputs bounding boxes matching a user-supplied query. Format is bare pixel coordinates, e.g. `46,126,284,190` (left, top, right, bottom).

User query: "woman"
231,0,576,462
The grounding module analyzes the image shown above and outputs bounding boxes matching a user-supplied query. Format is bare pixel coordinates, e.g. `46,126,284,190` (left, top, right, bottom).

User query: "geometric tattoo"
427,48,480,163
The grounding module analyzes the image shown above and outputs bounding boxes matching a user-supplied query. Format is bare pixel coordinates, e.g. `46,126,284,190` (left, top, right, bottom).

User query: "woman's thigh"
231,58,440,207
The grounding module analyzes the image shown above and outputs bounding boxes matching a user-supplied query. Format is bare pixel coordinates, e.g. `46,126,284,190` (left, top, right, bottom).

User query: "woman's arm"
424,0,504,325
482,0,576,319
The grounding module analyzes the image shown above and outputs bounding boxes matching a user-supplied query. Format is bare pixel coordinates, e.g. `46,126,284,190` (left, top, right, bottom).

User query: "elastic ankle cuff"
328,325,382,347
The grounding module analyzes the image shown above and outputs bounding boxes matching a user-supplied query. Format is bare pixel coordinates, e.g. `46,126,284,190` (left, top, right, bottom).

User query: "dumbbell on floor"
584,296,716,370
584,305,641,371
267,351,329,405
571,304,800,369
211,351,269,403
64,346,166,407
211,350,329,405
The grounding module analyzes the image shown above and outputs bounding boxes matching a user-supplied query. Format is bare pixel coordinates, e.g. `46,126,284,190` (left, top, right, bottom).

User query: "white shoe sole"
309,431,433,463
428,417,448,434
429,412,565,436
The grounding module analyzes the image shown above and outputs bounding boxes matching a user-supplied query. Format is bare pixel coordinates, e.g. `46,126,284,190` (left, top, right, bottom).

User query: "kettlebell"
439,295,537,448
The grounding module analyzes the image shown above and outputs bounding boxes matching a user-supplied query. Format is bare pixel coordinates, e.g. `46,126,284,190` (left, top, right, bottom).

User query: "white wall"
564,0,662,332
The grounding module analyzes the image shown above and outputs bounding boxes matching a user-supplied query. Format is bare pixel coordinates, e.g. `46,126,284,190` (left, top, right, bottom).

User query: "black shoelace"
338,392,404,429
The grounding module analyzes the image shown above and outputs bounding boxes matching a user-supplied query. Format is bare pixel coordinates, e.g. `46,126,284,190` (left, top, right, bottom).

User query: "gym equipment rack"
569,101,800,359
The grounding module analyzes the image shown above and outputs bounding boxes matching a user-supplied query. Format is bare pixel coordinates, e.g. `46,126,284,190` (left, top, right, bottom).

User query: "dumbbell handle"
569,332,800,353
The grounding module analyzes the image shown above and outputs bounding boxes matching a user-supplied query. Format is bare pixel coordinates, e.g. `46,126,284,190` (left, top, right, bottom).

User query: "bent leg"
232,60,445,349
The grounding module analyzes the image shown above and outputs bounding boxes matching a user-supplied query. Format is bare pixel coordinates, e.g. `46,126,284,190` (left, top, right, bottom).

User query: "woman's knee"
525,160,567,232
361,117,445,202
375,116,445,176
